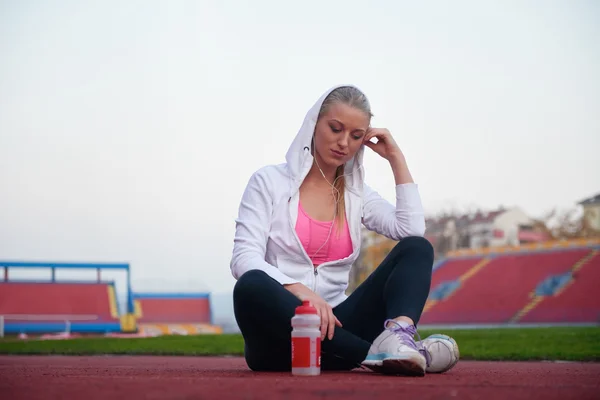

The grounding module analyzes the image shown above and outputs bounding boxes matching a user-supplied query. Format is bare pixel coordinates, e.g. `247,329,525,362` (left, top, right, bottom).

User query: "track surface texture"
1,356,599,399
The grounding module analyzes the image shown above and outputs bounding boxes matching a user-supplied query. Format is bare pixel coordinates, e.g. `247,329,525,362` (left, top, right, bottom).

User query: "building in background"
425,207,549,257
469,207,549,248
579,193,600,236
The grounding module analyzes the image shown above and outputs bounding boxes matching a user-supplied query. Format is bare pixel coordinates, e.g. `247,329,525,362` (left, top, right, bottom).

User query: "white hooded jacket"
230,85,426,307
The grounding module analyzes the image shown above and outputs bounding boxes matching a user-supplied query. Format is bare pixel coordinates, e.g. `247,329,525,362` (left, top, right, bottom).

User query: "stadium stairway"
514,249,600,323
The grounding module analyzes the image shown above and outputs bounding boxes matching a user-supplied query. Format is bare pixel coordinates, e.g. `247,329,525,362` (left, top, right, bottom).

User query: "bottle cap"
295,300,318,315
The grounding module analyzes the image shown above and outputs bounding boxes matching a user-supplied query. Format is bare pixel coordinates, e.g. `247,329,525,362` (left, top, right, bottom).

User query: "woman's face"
313,102,370,169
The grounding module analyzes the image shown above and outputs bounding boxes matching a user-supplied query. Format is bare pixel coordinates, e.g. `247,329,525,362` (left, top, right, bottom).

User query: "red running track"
1,356,598,399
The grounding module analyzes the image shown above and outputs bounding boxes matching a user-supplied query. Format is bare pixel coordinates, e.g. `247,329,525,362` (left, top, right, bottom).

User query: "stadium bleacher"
520,250,600,323
133,292,221,335
0,281,121,334
0,261,222,336
430,257,484,291
0,261,138,336
423,257,485,312
421,245,599,325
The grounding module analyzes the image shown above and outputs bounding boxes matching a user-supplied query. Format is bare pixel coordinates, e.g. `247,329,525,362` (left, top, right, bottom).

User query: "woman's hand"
284,282,342,340
364,128,403,162
364,127,414,184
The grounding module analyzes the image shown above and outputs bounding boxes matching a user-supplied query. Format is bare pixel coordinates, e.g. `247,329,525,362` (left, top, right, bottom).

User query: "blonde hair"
318,86,372,234
333,165,346,234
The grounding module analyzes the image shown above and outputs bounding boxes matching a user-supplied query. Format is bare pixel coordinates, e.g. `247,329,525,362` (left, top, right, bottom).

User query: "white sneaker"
418,334,460,373
361,319,427,376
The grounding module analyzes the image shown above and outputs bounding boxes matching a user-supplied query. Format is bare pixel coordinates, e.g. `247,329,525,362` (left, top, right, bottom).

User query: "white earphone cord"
310,155,363,260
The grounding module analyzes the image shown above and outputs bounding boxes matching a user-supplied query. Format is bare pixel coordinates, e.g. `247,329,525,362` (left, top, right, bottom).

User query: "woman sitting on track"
230,85,459,376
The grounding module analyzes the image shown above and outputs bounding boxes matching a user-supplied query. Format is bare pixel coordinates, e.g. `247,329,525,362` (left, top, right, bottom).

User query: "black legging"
233,236,434,371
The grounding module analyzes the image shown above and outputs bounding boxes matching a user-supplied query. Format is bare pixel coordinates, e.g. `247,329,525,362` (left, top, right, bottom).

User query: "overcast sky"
1,0,598,294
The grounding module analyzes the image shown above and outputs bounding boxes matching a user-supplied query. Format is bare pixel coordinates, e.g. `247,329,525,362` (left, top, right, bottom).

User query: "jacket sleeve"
230,170,299,285
361,182,426,240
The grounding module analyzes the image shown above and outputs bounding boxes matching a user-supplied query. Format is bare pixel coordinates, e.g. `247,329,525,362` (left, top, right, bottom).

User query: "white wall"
490,207,532,247
583,204,600,232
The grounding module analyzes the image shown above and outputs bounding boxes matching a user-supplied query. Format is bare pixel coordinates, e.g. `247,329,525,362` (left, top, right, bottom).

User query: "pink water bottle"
291,300,321,376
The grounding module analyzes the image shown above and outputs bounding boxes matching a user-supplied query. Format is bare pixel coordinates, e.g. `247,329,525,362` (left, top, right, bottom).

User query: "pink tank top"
295,201,353,265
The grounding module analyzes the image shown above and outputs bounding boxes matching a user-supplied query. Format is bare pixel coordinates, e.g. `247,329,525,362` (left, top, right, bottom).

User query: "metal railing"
0,314,99,337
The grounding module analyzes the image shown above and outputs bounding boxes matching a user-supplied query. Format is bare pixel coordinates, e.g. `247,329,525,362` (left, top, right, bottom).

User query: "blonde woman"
230,85,458,376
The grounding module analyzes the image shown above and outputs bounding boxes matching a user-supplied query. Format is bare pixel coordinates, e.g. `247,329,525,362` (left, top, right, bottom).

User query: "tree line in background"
533,207,599,240
429,204,599,257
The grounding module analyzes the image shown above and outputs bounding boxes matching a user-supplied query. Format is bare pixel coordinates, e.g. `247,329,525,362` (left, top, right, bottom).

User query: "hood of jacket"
284,84,366,197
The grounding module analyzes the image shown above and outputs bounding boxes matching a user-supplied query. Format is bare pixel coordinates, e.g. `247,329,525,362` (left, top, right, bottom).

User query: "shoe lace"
384,319,431,368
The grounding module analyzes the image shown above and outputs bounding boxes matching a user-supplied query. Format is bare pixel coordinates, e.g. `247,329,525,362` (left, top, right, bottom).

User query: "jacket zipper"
287,178,360,294
288,194,319,291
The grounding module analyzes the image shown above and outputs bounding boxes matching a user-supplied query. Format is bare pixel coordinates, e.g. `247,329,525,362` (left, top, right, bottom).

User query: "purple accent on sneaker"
384,319,431,367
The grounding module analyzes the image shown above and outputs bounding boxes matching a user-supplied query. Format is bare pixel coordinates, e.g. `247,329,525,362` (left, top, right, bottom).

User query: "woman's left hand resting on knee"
285,282,342,341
